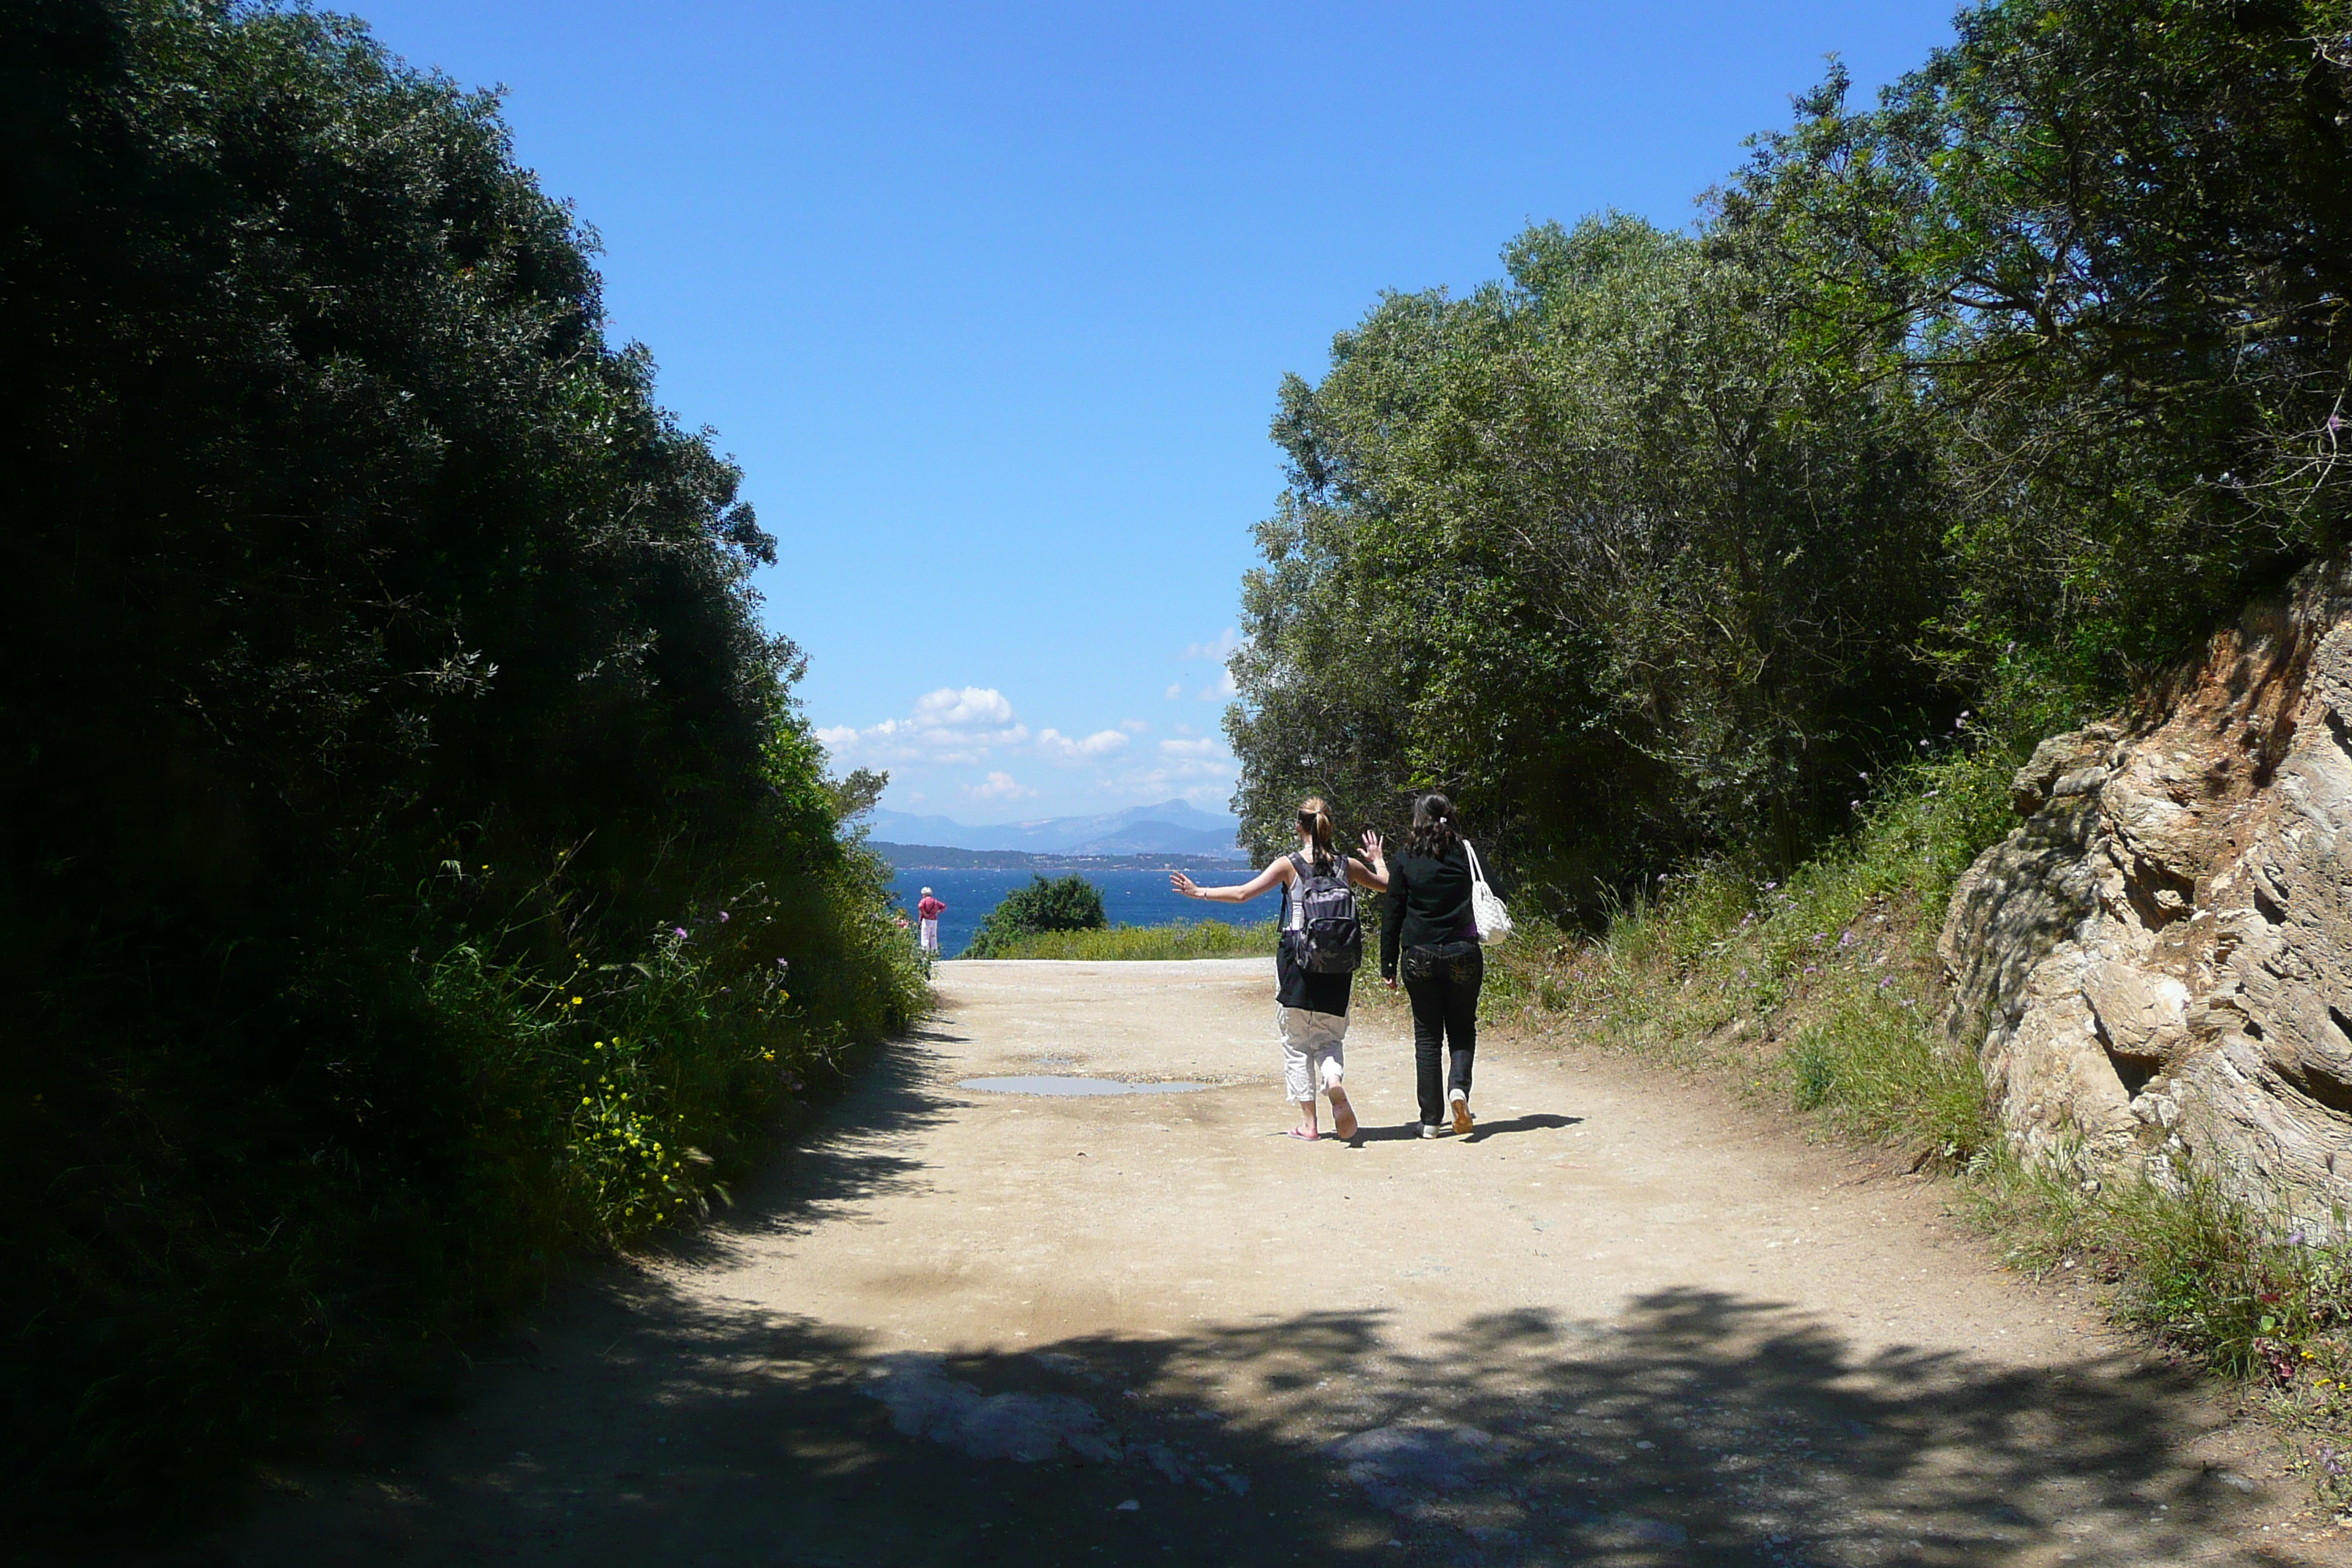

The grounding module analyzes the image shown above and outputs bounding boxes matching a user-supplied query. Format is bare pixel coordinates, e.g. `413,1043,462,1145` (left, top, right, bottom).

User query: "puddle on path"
959,1075,1211,1096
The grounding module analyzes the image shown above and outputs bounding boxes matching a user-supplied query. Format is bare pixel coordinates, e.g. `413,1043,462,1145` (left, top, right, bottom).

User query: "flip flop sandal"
1284,1127,1320,1142
1328,1091,1360,1140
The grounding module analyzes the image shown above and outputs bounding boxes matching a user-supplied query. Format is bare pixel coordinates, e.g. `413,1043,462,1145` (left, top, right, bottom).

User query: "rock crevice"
1939,561,2352,1220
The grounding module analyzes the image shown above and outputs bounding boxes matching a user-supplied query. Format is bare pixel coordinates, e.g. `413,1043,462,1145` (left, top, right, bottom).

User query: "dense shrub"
0,0,923,1531
963,875,1109,957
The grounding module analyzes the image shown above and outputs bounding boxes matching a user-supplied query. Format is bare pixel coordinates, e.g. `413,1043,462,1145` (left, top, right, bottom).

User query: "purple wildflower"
674,927,688,940
719,910,730,922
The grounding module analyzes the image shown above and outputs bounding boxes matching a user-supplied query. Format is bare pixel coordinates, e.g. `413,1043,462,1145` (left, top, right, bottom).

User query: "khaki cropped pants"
1278,1006,1347,1103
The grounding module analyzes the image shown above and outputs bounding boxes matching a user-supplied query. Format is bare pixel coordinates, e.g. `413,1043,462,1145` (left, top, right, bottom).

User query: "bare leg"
1291,1099,1319,1139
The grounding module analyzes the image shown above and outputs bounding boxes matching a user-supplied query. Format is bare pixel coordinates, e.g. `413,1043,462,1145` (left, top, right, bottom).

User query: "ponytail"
1296,796,1335,870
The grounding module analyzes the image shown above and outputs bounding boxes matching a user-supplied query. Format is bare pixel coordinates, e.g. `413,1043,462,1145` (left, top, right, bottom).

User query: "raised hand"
1169,870,1199,898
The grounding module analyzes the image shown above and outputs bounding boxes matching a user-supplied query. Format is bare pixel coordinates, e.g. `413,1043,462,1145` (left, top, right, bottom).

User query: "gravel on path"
215,957,2348,1566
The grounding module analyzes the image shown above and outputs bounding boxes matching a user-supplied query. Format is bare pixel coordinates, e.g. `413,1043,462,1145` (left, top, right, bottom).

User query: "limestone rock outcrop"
1938,559,2352,1221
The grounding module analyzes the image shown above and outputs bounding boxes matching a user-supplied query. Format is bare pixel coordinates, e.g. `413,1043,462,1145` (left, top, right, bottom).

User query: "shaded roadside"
208,1276,2293,1567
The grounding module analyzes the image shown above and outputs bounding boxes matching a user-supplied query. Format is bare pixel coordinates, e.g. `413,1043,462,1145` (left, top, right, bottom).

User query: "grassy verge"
1490,739,2015,1163
1488,738,2352,1501
1961,1147,2352,1505
988,920,1280,960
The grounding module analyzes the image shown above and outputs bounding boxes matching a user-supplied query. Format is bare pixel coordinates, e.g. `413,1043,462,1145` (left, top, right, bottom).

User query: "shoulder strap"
1463,839,1487,888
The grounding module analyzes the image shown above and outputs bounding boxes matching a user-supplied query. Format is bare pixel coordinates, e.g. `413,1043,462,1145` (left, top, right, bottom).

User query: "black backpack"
1283,851,1362,975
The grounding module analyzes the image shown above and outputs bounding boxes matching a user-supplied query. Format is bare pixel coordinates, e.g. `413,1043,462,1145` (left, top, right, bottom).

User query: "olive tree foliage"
1229,214,1951,905
1730,1,2352,684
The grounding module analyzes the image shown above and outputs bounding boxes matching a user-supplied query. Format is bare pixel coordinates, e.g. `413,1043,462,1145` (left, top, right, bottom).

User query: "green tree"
1231,214,1950,905
0,0,919,1526
1727,1,2352,687
964,875,1109,957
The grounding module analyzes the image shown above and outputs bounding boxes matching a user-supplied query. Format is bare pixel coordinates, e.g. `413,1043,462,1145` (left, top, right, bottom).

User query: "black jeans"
1401,941,1482,1126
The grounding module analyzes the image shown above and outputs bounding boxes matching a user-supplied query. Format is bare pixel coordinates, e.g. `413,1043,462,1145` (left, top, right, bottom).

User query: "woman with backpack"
1376,791,1488,1138
1171,797,1384,1142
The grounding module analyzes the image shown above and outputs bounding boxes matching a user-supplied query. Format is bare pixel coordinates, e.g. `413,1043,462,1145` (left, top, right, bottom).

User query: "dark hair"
1295,796,1336,870
1406,791,1460,859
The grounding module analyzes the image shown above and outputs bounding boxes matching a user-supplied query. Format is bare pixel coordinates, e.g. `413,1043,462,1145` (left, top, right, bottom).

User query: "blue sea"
889,867,1271,958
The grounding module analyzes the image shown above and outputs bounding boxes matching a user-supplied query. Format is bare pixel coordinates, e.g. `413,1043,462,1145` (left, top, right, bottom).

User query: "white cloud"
968,771,1036,802
1180,627,1242,661
817,685,1031,767
1036,726,1131,764
1165,682,1184,700
912,686,1015,729
819,687,1201,815
1196,666,1239,701
1159,736,1219,758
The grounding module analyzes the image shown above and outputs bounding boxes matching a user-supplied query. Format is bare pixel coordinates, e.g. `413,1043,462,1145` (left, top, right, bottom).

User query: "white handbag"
1463,839,1513,941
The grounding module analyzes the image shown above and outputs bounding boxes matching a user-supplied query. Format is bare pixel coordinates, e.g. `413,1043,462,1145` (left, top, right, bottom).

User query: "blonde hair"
1295,796,1335,870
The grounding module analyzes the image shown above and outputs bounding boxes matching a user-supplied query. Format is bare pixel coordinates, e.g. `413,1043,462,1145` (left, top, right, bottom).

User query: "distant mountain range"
867,843,1250,872
864,799,1244,858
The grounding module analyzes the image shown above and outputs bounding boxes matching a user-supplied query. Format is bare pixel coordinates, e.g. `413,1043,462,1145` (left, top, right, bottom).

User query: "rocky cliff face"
1939,560,2352,1221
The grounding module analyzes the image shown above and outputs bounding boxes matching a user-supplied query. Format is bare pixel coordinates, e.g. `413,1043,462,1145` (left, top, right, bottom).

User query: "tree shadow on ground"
208,1275,2299,1568
674,1032,966,1251
150,1030,2304,1568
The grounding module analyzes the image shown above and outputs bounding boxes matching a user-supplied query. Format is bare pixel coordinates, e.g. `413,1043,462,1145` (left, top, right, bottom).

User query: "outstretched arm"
1350,829,1388,891
1171,859,1289,904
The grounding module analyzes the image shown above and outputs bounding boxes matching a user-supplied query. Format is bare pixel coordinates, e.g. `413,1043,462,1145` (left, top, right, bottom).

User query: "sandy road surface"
223,959,2348,1566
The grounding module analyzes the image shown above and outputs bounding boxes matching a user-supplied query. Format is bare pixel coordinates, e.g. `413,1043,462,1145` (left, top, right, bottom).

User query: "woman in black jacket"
1376,792,1483,1137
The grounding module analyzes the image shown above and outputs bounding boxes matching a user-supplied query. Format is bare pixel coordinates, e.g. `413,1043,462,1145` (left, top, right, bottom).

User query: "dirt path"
226,959,2346,1566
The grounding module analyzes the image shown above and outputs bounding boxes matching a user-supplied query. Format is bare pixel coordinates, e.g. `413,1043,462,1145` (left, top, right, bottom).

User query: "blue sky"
355,0,1961,821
